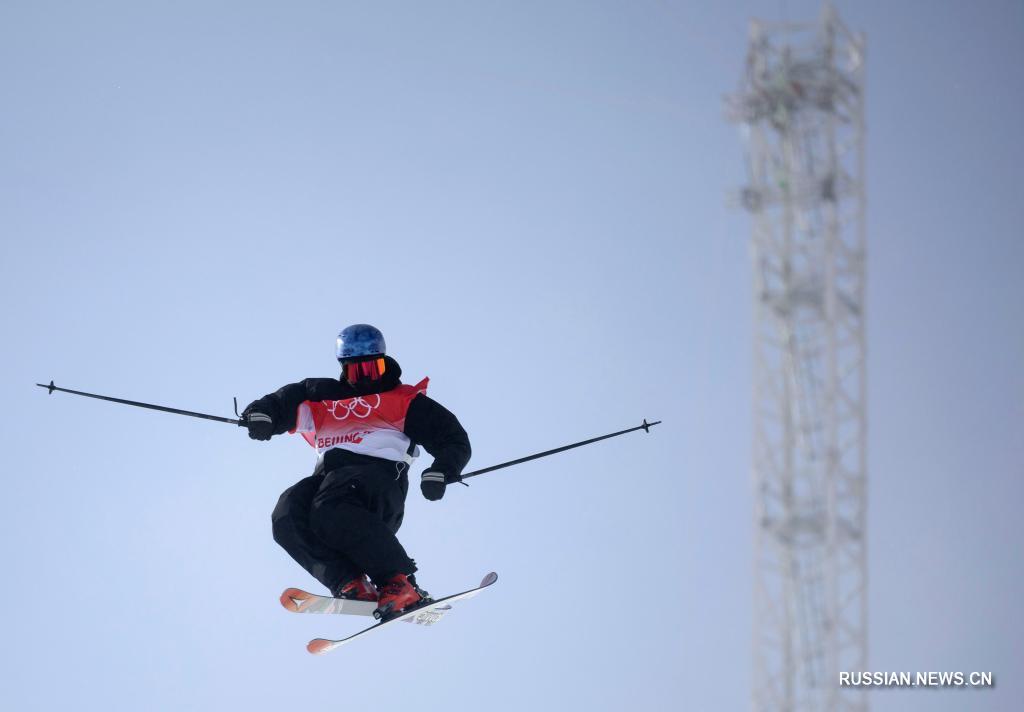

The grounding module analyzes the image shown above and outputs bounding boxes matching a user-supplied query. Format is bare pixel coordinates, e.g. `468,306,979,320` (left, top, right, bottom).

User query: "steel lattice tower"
727,5,867,711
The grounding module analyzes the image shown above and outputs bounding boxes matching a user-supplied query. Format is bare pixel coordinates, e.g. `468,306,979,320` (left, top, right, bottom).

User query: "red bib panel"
292,378,429,462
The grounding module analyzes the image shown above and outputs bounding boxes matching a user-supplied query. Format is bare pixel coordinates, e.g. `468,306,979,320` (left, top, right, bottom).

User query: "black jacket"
245,356,471,479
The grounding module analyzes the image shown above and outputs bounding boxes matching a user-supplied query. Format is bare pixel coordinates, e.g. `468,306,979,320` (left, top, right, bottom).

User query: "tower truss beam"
729,6,867,711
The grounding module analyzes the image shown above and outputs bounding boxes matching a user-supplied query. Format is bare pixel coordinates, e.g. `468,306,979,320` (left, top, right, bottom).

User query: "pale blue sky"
1,2,1021,711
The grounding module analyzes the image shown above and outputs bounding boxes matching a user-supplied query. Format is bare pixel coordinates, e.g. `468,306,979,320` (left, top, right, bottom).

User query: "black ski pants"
271,461,416,596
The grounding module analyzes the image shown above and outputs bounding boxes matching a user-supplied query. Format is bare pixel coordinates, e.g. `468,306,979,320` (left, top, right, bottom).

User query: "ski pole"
36,380,244,426
458,419,661,483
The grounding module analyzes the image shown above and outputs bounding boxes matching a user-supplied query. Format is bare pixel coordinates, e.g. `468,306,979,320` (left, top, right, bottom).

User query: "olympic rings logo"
324,394,381,420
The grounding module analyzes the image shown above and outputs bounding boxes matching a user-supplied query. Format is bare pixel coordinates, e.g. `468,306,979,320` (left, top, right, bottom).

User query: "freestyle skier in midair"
242,324,471,619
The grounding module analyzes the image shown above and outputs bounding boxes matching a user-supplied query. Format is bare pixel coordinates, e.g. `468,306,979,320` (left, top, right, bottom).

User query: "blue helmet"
336,324,386,362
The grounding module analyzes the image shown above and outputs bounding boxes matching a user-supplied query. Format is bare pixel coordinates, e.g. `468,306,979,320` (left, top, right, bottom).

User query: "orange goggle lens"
345,357,386,382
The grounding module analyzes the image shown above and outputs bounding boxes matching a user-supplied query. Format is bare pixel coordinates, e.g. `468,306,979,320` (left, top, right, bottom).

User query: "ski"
305,572,498,655
280,588,378,617
279,587,459,622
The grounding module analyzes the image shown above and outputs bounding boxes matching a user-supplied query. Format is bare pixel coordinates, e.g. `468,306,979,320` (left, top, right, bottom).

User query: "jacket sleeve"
403,394,471,480
245,380,316,436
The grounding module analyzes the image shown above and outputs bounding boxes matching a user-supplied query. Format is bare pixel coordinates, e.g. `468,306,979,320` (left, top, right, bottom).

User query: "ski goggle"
343,357,386,382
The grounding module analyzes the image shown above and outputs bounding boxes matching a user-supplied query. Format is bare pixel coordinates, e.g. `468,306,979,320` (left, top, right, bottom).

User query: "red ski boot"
336,574,378,602
374,573,425,620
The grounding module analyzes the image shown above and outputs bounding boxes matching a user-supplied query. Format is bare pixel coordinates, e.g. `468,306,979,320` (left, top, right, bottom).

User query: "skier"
242,324,471,619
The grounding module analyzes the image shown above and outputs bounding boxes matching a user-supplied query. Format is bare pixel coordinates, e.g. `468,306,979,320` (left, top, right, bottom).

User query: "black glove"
242,404,275,441
420,469,448,501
